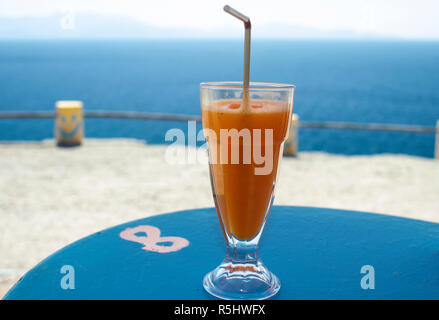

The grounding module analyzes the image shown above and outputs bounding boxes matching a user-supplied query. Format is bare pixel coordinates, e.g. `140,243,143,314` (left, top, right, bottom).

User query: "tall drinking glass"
201,81,295,300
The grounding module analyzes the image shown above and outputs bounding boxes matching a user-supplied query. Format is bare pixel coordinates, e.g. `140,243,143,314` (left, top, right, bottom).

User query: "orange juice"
202,99,291,240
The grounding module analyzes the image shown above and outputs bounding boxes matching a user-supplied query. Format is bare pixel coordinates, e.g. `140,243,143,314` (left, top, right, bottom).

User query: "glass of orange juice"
201,81,295,300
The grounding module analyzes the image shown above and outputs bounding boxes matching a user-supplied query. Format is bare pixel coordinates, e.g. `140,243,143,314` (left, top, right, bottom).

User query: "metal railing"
1,110,437,132
298,121,437,134
1,110,438,157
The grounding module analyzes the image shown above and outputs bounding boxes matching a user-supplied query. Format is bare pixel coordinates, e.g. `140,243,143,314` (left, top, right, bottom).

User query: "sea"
0,39,438,157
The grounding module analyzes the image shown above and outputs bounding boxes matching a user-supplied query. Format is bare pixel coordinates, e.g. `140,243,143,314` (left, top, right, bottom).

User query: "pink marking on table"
120,225,189,253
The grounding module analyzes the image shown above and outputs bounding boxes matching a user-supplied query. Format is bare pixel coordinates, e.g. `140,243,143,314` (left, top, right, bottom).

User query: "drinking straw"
223,5,251,109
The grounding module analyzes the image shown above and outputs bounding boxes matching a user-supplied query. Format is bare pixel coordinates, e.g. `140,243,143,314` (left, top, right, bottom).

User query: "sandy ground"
1,139,438,298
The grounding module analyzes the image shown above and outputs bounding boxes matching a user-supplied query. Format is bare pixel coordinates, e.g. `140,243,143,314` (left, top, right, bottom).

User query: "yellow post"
435,120,439,160
55,101,84,147
283,113,299,157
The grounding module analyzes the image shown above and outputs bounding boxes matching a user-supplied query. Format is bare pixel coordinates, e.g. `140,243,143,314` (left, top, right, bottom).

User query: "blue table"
4,206,439,299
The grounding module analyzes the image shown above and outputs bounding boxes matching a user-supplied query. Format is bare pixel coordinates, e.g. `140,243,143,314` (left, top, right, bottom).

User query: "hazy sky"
1,0,439,39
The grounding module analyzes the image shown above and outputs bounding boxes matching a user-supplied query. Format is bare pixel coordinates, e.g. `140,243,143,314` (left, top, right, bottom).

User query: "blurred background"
1,0,439,298
0,0,438,155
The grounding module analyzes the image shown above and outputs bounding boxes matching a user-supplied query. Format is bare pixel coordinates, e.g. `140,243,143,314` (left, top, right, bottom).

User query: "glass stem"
226,240,259,264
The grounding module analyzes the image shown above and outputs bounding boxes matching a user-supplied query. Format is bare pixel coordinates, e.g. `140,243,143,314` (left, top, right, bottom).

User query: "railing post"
435,120,439,160
284,113,299,157
55,101,84,147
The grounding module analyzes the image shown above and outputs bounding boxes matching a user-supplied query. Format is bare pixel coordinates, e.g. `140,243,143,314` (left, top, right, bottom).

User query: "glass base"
203,259,280,300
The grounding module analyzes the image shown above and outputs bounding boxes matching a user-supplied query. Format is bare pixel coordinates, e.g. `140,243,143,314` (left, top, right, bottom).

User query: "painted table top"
4,206,439,300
